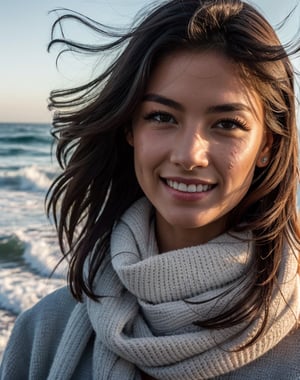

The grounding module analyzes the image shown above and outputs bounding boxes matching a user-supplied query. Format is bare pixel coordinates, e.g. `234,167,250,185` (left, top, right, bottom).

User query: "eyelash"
143,111,176,124
143,111,249,131
214,117,250,131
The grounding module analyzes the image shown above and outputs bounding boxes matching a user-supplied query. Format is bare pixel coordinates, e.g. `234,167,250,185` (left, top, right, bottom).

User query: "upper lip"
162,176,216,186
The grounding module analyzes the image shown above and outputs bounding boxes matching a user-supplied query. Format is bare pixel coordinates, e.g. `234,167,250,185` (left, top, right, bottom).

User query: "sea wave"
0,134,51,145
0,227,66,277
0,165,57,192
0,123,50,136
0,266,65,315
0,145,51,157
0,123,63,360
0,235,25,264
0,226,66,316
15,228,67,278
0,228,66,359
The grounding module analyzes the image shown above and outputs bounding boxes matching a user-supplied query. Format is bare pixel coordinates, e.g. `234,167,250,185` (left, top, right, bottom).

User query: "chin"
165,215,212,230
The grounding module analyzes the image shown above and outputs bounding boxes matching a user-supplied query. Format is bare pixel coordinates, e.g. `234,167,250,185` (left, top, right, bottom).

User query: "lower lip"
162,181,214,201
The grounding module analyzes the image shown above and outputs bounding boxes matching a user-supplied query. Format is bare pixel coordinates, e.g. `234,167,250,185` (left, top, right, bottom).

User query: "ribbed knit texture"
47,197,299,380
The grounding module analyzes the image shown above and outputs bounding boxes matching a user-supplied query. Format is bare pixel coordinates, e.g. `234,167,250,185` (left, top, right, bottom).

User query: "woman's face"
130,50,272,252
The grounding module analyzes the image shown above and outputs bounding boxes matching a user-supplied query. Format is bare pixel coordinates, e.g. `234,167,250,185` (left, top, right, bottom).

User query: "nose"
170,129,209,171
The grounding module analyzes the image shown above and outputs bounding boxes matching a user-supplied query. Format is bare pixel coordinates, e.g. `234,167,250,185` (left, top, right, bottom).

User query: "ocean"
0,122,66,359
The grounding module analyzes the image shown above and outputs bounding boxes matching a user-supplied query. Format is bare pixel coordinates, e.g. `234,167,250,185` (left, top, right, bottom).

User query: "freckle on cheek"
228,161,234,170
228,151,238,170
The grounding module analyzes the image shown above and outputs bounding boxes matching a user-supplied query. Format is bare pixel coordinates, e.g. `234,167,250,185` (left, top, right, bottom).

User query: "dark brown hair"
47,0,300,345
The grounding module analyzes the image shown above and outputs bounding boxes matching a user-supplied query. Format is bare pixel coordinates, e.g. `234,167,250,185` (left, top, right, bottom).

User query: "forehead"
146,49,263,115
150,49,240,83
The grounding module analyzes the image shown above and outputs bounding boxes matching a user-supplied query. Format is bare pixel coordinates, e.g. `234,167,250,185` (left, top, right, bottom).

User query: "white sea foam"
20,165,53,191
16,228,68,278
0,220,67,361
0,224,67,312
0,190,47,230
0,164,56,192
0,266,65,360
0,123,64,360
0,266,65,315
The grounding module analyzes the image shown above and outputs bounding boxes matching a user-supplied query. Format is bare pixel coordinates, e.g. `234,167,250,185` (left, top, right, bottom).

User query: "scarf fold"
48,198,299,380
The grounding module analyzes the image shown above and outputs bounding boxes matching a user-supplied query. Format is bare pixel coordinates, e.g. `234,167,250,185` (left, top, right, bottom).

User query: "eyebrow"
143,94,183,110
142,93,252,114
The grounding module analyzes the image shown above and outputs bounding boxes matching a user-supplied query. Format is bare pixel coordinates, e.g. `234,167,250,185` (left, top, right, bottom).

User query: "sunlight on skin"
130,50,272,252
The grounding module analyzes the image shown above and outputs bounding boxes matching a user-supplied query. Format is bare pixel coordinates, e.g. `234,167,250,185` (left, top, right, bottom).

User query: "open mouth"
165,179,215,193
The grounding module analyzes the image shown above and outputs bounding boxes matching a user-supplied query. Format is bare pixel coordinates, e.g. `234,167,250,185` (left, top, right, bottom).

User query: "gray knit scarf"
47,198,299,380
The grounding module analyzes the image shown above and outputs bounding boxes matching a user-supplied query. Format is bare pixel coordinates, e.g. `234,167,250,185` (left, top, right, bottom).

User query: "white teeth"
188,184,197,192
166,180,212,193
172,181,179,190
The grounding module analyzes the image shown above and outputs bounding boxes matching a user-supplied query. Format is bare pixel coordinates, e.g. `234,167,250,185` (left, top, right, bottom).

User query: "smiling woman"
129,50,272,250
1,1,300,379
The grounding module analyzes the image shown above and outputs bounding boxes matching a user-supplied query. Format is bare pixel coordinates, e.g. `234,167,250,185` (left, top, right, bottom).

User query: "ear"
256,130,273,168
126,129,134,147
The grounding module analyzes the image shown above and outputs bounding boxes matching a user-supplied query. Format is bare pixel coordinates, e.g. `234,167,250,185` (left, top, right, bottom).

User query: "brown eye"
217,121,237,130
144,111,177,124
215,118,249,131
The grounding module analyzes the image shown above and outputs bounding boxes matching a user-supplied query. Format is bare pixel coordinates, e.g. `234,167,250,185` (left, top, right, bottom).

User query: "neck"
155,215,227,253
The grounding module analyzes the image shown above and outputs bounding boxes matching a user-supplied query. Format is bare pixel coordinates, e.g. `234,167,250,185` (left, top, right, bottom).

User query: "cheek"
134,131,167,164
226,142,258,174
219,144,243,172
227,149,239,171
132,135,156,175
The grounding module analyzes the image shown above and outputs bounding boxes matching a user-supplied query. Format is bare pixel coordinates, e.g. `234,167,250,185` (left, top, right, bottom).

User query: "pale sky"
0,0,299,123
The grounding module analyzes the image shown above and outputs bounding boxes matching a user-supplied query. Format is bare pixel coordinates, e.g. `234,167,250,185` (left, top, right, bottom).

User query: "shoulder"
26,285,76,319
0,286,78,379
15,286,76,337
